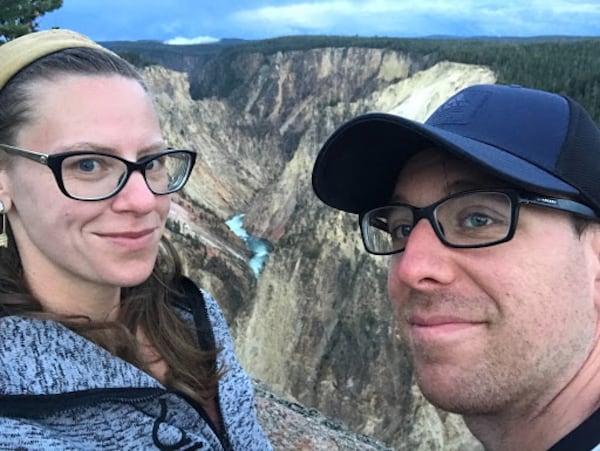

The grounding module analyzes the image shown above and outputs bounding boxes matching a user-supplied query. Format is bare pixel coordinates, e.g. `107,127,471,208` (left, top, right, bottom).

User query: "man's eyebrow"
445,180,491,192
390,179,506,203
389,193,408,203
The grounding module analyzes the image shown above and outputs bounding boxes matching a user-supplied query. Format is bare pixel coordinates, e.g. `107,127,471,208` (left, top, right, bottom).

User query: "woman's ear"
0,169,13,211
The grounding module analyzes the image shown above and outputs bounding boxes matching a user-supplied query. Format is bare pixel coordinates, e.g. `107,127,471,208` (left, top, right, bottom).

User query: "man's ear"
589,225,600,314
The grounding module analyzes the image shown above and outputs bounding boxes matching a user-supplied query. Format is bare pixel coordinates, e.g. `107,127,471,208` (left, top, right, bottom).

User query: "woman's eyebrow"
55,142,109,152
54,142,166,154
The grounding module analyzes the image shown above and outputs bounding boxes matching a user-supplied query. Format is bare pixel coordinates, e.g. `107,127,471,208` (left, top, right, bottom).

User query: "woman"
0,29,271,450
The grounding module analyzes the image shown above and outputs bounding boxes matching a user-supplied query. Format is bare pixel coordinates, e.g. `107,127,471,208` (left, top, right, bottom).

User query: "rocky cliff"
142,46,495,450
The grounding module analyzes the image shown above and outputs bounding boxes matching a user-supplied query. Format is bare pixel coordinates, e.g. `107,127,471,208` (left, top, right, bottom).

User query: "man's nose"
388,218,456,291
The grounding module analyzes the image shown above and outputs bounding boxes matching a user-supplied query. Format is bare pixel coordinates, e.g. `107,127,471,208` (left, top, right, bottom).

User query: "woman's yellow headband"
0,29,110,90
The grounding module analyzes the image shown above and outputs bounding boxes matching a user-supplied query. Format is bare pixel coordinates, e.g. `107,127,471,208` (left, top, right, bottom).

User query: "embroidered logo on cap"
427,90,490,126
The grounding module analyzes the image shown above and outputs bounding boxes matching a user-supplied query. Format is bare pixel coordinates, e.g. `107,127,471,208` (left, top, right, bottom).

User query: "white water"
225,214,271,277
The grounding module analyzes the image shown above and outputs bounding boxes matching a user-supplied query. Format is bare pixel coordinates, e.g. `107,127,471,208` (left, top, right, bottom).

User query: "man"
312,84,600,450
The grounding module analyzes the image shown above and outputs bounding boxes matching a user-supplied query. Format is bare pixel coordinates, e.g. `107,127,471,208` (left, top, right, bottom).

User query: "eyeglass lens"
60,151,191,199
362,191,513,254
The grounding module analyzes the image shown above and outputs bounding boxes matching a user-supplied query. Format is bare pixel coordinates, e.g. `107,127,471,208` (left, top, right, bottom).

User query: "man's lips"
409,314,483,326
407,314,487,339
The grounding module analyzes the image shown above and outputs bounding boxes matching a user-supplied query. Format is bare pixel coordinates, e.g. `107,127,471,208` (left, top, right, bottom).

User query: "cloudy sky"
38,0,600,44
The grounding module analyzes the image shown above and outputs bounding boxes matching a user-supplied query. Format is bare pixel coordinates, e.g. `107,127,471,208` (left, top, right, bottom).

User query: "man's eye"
462,212,493,228
391,223,413,239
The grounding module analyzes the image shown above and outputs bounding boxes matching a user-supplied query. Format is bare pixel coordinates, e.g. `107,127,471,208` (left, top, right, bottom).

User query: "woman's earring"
0,201,8,248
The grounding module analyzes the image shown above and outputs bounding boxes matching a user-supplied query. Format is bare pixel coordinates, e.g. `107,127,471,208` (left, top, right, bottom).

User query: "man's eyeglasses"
0,144,196,201
359,189,598,255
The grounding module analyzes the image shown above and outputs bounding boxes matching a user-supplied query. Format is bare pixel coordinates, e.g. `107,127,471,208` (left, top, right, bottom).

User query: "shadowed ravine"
139,46,492,450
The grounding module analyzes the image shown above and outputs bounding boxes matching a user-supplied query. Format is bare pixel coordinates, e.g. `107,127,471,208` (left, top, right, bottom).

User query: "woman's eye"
77,159,101,172
146,156,166,171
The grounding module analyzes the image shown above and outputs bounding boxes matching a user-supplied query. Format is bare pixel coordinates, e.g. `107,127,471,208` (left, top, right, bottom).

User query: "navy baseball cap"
312,84,600,215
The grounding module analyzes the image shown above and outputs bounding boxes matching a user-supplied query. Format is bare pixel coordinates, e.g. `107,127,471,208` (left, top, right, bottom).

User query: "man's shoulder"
548,406,600,451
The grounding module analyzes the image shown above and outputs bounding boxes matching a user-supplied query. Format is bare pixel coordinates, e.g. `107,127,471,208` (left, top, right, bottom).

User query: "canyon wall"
141,46,495,449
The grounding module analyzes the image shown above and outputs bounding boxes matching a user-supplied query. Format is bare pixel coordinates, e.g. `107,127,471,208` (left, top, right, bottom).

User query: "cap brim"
312,112,578,214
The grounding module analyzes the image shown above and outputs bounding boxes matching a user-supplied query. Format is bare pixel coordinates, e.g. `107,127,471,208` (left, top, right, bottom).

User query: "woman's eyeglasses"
0,144,196,201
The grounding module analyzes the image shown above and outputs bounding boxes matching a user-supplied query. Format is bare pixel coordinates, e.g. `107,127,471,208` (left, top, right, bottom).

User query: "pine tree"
0,0,63,42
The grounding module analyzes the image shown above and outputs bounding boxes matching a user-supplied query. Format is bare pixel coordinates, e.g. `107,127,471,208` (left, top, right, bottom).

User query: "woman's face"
0,74,170,312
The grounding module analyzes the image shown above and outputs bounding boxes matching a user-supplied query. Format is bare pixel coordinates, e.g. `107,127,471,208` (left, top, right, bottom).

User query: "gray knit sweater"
0,281,272,450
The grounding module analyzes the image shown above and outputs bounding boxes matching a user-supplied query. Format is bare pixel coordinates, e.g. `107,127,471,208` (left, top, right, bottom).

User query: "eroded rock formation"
142,47,494,450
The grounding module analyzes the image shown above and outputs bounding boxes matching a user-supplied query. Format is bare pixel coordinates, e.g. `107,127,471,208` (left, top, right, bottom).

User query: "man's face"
387,148,600,417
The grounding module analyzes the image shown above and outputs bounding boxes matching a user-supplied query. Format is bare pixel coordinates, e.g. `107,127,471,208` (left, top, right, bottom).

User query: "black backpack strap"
176,276,217,353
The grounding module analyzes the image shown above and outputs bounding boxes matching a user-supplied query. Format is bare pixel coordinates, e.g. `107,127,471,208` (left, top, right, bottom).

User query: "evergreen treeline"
110,35,600,121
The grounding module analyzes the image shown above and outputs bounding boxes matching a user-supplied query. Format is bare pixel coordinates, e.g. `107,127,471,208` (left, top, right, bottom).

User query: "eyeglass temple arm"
0,144,49,164
520,193,598,218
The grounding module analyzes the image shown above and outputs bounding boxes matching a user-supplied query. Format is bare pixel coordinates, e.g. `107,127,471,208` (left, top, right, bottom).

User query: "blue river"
225,214,271,277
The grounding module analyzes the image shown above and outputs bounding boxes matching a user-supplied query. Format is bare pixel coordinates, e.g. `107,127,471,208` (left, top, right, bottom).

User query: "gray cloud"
38,0,600,41
230,0,600,37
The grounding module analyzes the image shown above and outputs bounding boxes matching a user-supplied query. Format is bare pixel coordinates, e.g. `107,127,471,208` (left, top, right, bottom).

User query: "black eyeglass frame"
0,144,197,201
359,188,599,256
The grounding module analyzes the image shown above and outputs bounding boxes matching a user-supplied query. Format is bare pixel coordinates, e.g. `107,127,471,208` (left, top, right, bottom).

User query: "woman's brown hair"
0,46,221,403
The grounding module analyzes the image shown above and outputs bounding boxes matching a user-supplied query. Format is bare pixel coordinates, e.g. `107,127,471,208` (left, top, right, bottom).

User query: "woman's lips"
99,228,157,250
